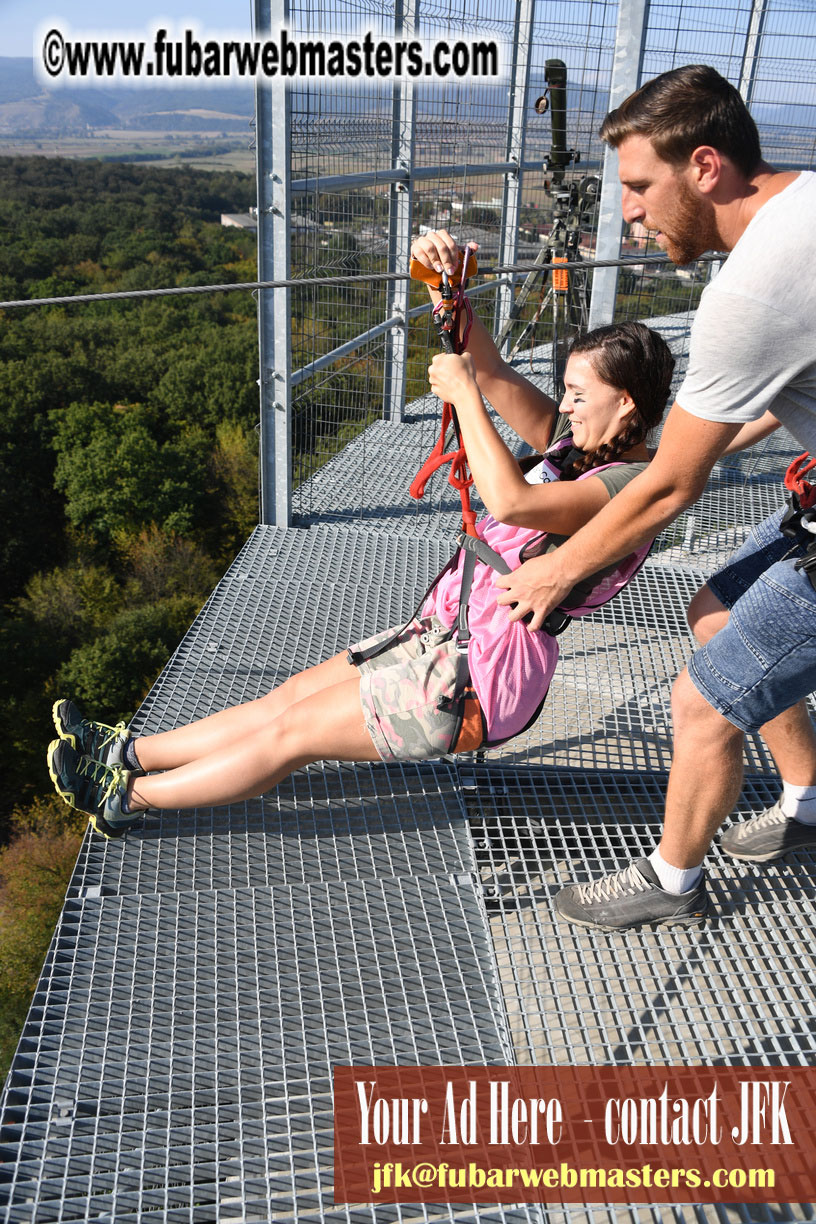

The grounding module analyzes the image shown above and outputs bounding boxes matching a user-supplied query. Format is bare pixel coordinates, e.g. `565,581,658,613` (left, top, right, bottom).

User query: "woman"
47,236,674,838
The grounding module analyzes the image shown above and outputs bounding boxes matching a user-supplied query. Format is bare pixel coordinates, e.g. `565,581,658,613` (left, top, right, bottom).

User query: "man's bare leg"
659,585,816,868
659,667,745,868
553,582,816,929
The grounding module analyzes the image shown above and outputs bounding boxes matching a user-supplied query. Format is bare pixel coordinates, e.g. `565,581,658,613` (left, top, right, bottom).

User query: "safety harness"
781,451,816,589
349,434,654,753
358,244,653,754
408,246,479,537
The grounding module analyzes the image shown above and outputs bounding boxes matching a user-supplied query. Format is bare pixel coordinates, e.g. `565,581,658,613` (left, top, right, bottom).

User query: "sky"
3,1,256,57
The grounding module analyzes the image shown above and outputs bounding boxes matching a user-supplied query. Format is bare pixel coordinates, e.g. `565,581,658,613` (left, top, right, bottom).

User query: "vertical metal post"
739,0,769,107
383,0,418,423
255,0,292,526
587,0,651,330
495,0,536,346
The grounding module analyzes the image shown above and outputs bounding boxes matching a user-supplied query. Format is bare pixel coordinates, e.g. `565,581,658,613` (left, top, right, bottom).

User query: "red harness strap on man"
784,452,816,510
409,245,479,537
780,451,816,592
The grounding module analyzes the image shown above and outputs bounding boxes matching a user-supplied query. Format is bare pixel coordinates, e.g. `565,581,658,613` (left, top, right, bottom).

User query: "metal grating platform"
3,322,816,1221
67,762,473,898
0,878,521,1223
462,766,816,1066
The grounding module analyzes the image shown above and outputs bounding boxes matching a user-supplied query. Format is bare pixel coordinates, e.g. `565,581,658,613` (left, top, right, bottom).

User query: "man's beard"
659,178,720,266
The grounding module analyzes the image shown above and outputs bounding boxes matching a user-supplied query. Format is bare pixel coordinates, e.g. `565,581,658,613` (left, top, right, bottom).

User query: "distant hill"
0,58,254,136
1,56,811,169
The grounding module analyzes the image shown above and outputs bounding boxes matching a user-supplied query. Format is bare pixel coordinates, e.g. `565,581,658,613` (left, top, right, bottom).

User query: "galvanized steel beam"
255,0,293,527
494,0,536,345
739,0,770,108
383,0,418,423
587,0,651,330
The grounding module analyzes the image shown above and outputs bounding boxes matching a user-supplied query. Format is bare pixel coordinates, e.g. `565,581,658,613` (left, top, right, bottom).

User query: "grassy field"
0,132,256,172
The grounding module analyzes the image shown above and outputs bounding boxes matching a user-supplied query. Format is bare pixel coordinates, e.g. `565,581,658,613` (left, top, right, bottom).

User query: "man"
494,64,816,930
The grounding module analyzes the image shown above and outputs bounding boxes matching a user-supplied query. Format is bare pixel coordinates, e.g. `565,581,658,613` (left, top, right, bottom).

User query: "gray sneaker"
720,800,816,862
47,738,140,840
52,698,131,769
554,857,709,931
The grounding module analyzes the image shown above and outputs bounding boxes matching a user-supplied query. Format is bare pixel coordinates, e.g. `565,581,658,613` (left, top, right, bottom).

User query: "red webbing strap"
408,407,478,535
784,452,816,509
410,247,478,536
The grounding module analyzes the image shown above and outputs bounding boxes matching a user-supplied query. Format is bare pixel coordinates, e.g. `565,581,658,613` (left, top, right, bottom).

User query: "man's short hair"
600,64,763,177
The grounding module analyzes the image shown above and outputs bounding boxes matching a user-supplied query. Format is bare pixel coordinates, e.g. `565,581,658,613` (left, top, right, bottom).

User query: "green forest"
0,156,264,1078
0,156,462,1081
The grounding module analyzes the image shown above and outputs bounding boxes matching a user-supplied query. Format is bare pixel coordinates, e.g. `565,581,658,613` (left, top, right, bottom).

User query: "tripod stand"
495,174,599,397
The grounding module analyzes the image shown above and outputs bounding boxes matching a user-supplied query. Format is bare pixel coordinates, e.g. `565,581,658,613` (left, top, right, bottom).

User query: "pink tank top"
425,441,650,744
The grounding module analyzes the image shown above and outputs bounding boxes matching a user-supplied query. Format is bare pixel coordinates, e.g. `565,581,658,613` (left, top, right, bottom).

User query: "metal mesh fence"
643,0,816,169
276,0,816,531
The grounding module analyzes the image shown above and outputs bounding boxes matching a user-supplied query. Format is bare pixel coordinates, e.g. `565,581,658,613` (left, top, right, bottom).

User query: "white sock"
649,847,702,895
781,780,816,825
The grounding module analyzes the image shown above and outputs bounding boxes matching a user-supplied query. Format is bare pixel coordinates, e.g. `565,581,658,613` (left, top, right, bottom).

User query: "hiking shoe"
47,739,140,840
554,857,709,931
720,800,816,862
52,698,133,770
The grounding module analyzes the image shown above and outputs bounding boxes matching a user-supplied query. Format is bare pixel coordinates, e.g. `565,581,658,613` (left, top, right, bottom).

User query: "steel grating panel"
67,762,473,898
293,397,528,539
458,763,816,1223
653,475,787,575
509,1203,813,1224
460,764,816,1066
0,876,540,1224
217,522,454,590
130,525,451,738
294,398,480,537
715,427,801,481
652,423,796,574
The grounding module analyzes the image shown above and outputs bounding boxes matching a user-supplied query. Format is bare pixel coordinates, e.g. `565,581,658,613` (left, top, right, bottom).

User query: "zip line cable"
0,253,721,311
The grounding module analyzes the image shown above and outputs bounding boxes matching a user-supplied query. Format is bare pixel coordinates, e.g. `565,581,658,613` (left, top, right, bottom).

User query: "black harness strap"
780,492,816,592
346,551,459,668
779,452,816,591
456,531,573,637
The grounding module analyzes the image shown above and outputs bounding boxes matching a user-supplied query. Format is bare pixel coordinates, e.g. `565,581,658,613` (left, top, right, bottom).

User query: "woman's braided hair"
560,321,675,478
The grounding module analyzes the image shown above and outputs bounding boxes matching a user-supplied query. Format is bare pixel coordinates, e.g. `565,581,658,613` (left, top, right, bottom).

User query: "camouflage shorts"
349,615,485,763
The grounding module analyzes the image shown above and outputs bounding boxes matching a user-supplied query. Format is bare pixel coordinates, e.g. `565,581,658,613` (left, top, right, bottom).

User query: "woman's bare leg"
134,650,357,772
129,675,379,811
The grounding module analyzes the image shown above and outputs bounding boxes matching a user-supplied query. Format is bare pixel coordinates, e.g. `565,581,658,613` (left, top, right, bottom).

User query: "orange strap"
785,452,816,509
409,250,478,290
552,254,569,293
409,401,478,535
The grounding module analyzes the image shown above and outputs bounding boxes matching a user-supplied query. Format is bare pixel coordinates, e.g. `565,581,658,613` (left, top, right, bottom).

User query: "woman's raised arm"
427,352,611,535
411,229,558,453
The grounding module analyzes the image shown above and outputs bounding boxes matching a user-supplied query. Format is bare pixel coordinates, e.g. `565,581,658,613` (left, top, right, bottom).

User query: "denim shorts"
688,506,816,732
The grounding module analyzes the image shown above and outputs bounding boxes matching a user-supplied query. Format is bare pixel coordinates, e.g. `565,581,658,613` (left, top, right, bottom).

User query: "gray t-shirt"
677,171,816,451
